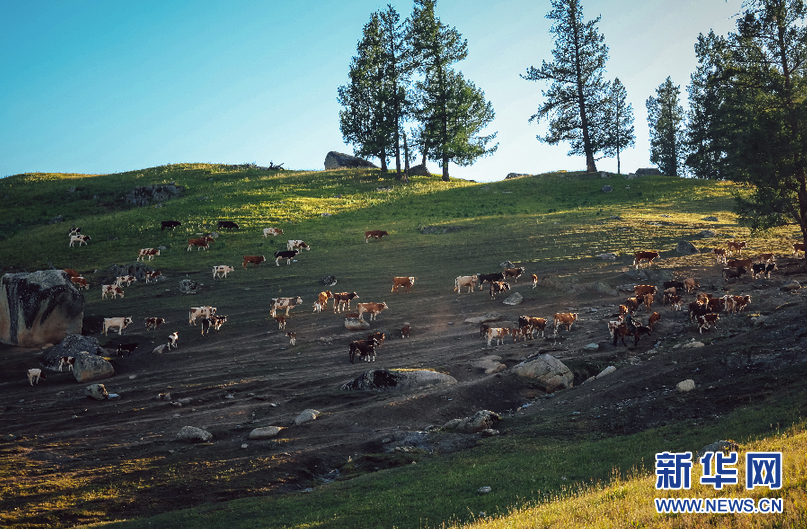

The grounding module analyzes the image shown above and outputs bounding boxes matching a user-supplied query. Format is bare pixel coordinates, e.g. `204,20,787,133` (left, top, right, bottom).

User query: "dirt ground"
2,255,806,526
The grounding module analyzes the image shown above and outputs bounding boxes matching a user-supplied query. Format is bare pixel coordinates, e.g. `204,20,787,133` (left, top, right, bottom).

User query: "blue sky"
1,0,740,182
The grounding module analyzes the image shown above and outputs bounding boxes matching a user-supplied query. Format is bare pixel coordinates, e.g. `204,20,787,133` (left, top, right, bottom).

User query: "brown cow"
642,292,655,312
63,268,81,278
364,230,389,243
317,291,333,308
333,292,360,313
634,285,657,298
70,276,89,290
242,255,266,268
187,237,213,251
727,258,753,270
553,312,578,333
793,242,806,258
137,248,160,261
633,251,659,269
485,327,510,347
145,317,166,330
357,302,388,321
503,267,525,282
696,313,720,334
391,276,416,293
648,312,661,331
683,278,700,293
489,280,510,300
727,240,747,256
713,248,728,264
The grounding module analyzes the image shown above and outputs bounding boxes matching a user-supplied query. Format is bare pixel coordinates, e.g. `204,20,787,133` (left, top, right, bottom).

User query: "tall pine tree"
646,77,686,176
601,78,635,175
522,0,610,173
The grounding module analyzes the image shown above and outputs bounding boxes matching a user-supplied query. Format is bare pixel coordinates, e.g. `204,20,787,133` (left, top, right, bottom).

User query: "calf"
70,276,89,290
144,270,162,284
531,274,539,289
368,332,386,347
696,313,720,334
391,276,415,293
212,265,235,279
103,316,134,335
333,292,360,313
727,240,747,256
312,300,325,313
553,312,579,333
357,302,388,321
317,290,333,309
349,339,378,363
648,312,661,331
485,327,510,347
116,343,139,357
274,249,299,266
58,356,75,371
242,255,266,268
454,275,478,293
364,230,389,243
669,295,683,311
287,240,310,251
713,248,728,264
69,234,91,247
27,368,46,386
489,281,510,300
262,227,284,238
168,332,179,349
503,267,526,282
275,316,287,329
137,248,160,261
145,317,166,330
285,332,297,345
633,251,659,269
161,220,181,231
400,324,410,338
218,220,240,230
101,284,124,299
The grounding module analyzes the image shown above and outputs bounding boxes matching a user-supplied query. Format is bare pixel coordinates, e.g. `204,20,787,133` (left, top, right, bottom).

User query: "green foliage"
646,76,686,176
601,78,635,174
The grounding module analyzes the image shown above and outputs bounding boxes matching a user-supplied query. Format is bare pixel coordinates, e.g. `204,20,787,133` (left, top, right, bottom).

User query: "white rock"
478,486,492,494
249,426,282,440
293,409,320,425
176,426,213,443
676,379,696,392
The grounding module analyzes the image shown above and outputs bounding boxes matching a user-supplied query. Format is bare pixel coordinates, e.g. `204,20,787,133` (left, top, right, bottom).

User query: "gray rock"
176,426,213,443
635,168,663,176
499,261,515,269
601,185,613,193
702,216,719,222
464,313,504,325
502,292,523,305
341,369,457,392
249,426,282,440
443,410,501,433
696,440,739,459
319,275,337,286
0,270,84,347
505,173,531,179
780,280,801,291
344,317,370,331
598,253,618,260
324,151,377,170
584,343,600,351
512,355,574,393
73,351,115,383
593,282,618,296
676,240,700,255
407,164,431,176
85,384,109,400
471,356,507,374
699,230,717,238
676,379,696,392
179,279,199,294
478,486,492,494
293,409,320,425
124,184,184,207
42,335,106,370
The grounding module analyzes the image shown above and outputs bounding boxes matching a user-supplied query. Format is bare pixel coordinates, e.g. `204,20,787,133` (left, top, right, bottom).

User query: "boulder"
780,280,801,292
179,279,199,294
598,253,618,261
249,426,283,440
319,275,338,286
592,281,618,296
0,270,84,347
85,383,109,400
124,184,184,207
42,334,106,370
176,426,213,443
601,185,613,193
699,230,717,238
512,354,573,393
407,164,431,176
73,351,115,383
471,356,507,374
464,313,504,325
341,369,457,392
502,292,523,305
344,317,370,331
676,240,700,255
324,151,377,170
105,263,162,283
505,173,531,179
702,216,719,222
676,379,696,392
293,409,320,425
443,410,501,433
635,168,663,177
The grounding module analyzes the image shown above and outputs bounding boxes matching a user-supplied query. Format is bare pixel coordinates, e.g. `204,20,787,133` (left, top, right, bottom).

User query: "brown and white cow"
503,267,526,282
553,312,579,333
168,332,179,348
391,276,415,293
727,240,747,256
364,230,389,243
518,316,548,338
333,292,360,313
201,315,227,336
317,290,333,309
633,251,659,269
696,313,720,334
634,285,657,298
732,295,752,313
262,227,284,238
531,274,539,289
115,275,137,287
103,316,134,335
63,268,81,279
189,306,216,325
454,275,478,294
70,276,89,290
137,248,160,261
287,240,310,252
793,242,806,258
187,237,213,251
145,317,166,330
485,327,510,347
624,297,642,314
270,296,304,318
144,270,162,284
357,302,388,321
400,324,411,338
242,255,266,268
212,265,235,279
58,356,75,371
489,280,510,300
101,284,124,299
285,332,297,345
69,234,91,247
275,315,287,329
713,248,728,264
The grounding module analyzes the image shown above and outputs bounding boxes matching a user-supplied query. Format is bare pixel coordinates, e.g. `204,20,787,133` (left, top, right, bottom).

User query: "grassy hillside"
1,165,805,529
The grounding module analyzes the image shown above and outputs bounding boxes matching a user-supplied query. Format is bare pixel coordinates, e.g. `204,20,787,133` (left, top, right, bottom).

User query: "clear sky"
0,0,741,182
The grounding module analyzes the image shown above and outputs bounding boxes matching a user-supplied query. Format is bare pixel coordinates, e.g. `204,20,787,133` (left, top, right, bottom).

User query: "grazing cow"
242,255,266,269
218,220,240,230
634,285,657,298
262,227,284,238
357,302,388,321
144,270,162,284
275,315,287,329
713,248,728,264
519,316,548,338
287,240,310,251
161,220,181,231
485,327,510,347
613,324,652,346
633,251,659,269
642,292,655,312
793,242,806,258
274,249,299,266
349,339,377,363
454,275,478,294
662,287,677,305
286,332,297,345
103,316,134,335
553,313,579,333
270,296,304,318
58,356,75,371
318,290,333,308
648,312,661,331
212,265,235,279
115,275,137,287
101,284,124,299
69,234,91,247
63,268,81,279
722,266,747,282
70,276,89,290
401,324,410,338
683,278,700,293
696,313,720,334
364,230,389,243
145,317,166,330
333,292,360,313
531,274,539,289
503,267,526,282
477,272,505,288
489,281,510,300
727,240,747,256
187,237,213,251
608,320,622,340
761,262,778,279
201,315,227,336
391,276,416,293
116,343,138,357
27,368,46,386
137,248,160,261
68,227,81,236
168,332,179,349
188,306,216,325
624,297,642,314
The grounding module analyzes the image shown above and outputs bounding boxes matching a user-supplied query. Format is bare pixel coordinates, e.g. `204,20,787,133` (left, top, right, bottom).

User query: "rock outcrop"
73,351,115,383
512,354,574,393
324,151,377,170
42,334,106,369
176,426,213,443
341,369,457,392
124,184,184,207
85,384,109,400
0,270,84,347
442,410,501,433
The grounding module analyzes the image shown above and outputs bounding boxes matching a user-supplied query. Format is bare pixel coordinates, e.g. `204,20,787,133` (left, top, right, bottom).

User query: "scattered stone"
676,240,700,255
499,261,515,269
598,253,617,260
679,341,706,349
601,185,613,193
592,282,618,296
780,280,801,291
319,275,337,286
73,351,115,383
750,315,767,326
125,184,184,207
478,486,492,494
502,292,523,305
293,409,320,425
249,426,282,440
699,230,717,238
512,355,574,393
464,313,505,325
176,426,213,443
471,356,507,374
696,440,739,459
584,343,599,351
324,151,377,170
676,379,696,392
702,216,719,222
85,384,109,401
505,173,531,179
635,168,662,176
420,225,462,234
443,410,501,433
179,279,199,294
241,444,249,449
341,369,457,392
344,317,370,331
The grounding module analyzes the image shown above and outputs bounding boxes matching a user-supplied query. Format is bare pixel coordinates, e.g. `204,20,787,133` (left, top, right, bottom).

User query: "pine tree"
646,77,686,176
522,0,609,173
601,78,635,175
